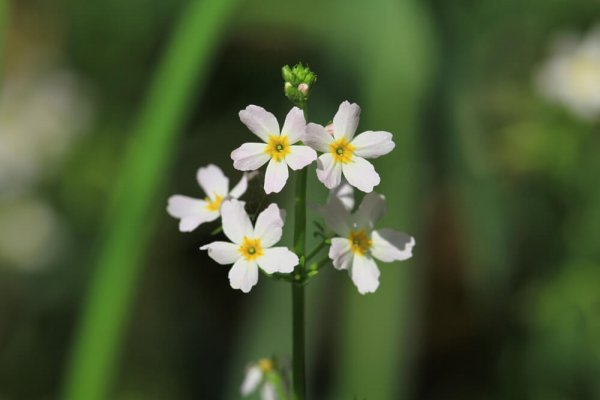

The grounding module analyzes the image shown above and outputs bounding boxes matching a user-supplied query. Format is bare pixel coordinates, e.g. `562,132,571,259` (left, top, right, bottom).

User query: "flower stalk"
290,94,311,400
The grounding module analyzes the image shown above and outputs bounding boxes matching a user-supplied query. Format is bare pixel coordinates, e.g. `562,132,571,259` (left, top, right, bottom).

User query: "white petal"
231,143,270,171
200,241,240,265
228,258,259,293
316,153,342,189
329,238,353,270
315,196,352,237
342,156,380,193
260,382,277,400
241,365,262,395
253,203,284,248
332,101,361,140
351,131,395,158
166,195,205,218
166,195,218,232
220,199,253,244
178,214,218,232
329,181,355,211
264,159,289,194
239,105,280,142
196,164,229,200
350,255,380,294
281,106,306,144
257,247,299,274
229,173,249,199
285,146,317,170
304,123,333,152
354,192,386,228
371,229,415,262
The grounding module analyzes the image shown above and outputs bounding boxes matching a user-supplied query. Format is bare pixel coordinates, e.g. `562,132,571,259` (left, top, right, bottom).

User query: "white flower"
536,25,600,120
200,199,299,293
0,69,92,195
319,192,415,294
304,101,395,193
166,164,248,232
241,359,278,400
231,105,317,194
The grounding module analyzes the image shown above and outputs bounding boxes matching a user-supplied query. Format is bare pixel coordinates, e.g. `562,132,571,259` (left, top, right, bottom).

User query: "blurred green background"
1,0,600,399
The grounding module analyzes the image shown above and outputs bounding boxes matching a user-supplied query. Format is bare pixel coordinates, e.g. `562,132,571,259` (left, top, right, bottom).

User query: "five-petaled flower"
241,358,278,400
231,105,317,194
201,199,299,293
318,192,415,294
166,164,248,232
304,101,395,193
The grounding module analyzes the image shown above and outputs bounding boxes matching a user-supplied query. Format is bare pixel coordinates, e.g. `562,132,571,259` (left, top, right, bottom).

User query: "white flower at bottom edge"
319,192,415,294
304,101,395,193
231,105,317,194
166,164,248,232
200,199,299,293
241,359,278,400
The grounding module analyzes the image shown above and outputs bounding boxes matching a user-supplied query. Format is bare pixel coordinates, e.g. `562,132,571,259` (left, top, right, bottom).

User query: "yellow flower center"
348,230,372,256
238,236,264,261
265,134,291,162
329,137,355,164
204,194,223,212
258,358,273,372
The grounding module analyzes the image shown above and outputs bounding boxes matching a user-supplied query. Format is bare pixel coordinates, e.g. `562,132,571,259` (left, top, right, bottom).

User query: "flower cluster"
167,99,415,294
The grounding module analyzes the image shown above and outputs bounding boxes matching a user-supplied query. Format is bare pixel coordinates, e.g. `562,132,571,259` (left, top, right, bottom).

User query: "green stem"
61,1,239,399
291,107,309,399
305,240,328,263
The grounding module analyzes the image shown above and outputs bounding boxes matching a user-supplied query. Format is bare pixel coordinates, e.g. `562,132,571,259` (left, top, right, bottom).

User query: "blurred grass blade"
61,1,240,399
0,0,7,77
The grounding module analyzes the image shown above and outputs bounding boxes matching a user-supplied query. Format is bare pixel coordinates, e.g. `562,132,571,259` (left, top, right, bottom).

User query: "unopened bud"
281,62,317,108
297,83,309,95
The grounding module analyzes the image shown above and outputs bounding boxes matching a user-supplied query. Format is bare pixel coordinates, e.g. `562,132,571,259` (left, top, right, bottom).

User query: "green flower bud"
281,62,317,108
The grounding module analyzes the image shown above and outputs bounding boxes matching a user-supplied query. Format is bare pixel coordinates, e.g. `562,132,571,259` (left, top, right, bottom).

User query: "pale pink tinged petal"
229,173,249,199
329,237,353,270
264,159,289,194
167,195,217,232
220,199,253,245
258,247,299,274
332,101,361,140
228,258,259,293
351,131,395,159
240,365,262,395
316,196,352,237
285,146,317,170
196,164,229,200
342,156,380,193
200,241,240,265
239,105,280,142
253,203,284,248
329,180,355,211
350,254,381,294
354,192,387,229
304,123,333,152
371,229,415,262
316,153,342,189
231,143,270,171
261,382,277,400
281,106,306,144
